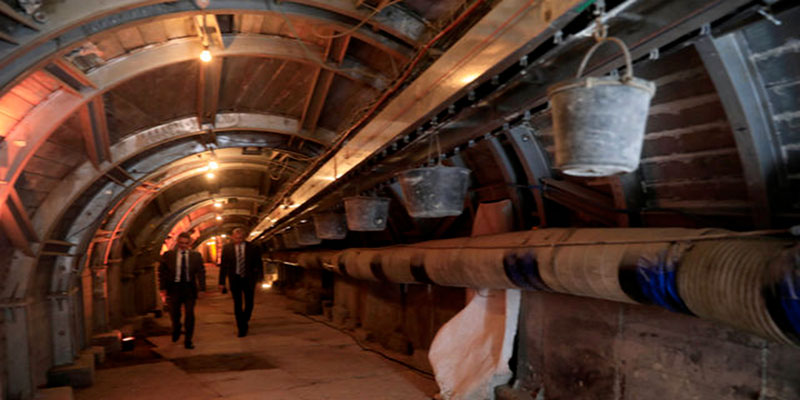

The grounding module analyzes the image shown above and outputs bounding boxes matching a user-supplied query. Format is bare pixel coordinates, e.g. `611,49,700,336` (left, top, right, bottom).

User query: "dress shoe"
184,342,195,349
237,331,246,338
172,332,180,342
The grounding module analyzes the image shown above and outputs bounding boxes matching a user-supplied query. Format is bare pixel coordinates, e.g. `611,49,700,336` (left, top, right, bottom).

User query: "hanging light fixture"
199,14,212,62
200,46,212,62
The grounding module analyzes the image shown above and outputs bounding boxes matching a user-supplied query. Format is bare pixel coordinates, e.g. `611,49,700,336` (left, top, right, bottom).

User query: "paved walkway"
75,274,438,400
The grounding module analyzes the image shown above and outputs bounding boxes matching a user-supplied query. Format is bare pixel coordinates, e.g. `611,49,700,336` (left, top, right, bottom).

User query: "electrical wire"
311,0,403,39
297,312,436,380
260,0,487,237
266,1,387,81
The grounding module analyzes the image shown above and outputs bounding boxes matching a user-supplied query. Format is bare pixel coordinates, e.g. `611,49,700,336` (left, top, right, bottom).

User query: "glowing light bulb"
221,234,227,238
206,172,215,179
200,49,212,62
215,215,223,221
213,201,222,208
208,160,219,170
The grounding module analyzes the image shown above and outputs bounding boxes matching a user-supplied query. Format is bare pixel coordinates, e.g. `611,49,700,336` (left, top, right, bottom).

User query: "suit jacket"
159,249,206,297
219,241,263,286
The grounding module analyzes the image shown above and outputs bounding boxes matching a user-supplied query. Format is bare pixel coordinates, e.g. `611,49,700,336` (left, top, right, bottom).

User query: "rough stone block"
332,306,349,326
47,352,95,388
89,346,105,365
344,316,359,331
385,332,413,355
91,330,122,354
122,315,145,334
34,386,74,400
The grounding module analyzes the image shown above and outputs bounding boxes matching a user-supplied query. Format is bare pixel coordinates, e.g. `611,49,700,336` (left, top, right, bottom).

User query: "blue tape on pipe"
636,249,692,315
779,271,800,335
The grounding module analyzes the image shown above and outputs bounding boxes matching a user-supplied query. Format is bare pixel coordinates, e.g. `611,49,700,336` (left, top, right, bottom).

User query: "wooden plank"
0,91,34,120
0,2,38,30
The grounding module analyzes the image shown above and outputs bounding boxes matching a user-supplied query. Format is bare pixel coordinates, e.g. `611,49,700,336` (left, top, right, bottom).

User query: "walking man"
219,227,263,337
159,232,206,349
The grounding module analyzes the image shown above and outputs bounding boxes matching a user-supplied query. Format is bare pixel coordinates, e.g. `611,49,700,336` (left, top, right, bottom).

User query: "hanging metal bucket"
547,37,656,177
295,222,321,246
344,196,390,231
314,212,347,240
398,165,470,218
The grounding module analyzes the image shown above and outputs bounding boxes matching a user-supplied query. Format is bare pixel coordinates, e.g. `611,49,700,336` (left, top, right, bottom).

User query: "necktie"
236,244,245,276
181,251,189,282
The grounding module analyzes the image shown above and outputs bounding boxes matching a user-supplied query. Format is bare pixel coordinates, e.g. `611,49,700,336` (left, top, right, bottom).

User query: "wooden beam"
0,30,18,45
259,171,273,197
45,59,96,91
0,189,38,255
299,35,350,135
194,14,225,49
196,56,223,126
79,98,112,168
155,195,170,216
0,2,39,31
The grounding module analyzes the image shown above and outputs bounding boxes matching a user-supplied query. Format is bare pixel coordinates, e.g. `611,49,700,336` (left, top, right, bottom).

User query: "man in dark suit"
159,232,206,349
218,227,263,337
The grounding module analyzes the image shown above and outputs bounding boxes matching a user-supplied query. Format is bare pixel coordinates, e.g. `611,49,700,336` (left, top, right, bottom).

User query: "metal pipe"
274,227,799,345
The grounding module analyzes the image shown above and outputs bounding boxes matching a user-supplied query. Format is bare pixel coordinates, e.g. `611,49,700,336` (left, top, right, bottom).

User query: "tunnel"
0,0,799,399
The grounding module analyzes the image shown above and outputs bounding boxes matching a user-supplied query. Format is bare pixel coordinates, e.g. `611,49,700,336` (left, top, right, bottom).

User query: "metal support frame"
299,34,350,134
695,33,780,228
196,14,224,126
251,0,591,238
486,136,524,229
0,0,417,97
79,97,112,168
1,189,39,255
505,125,551,226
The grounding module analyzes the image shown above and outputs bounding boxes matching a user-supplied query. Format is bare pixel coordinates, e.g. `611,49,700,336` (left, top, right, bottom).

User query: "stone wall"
515,291,800,399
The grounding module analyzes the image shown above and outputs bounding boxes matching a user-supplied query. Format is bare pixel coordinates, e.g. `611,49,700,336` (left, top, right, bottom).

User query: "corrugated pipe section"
282,228,799,345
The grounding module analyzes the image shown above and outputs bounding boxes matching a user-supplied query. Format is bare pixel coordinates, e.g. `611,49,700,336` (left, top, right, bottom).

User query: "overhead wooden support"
259,171,273,197
79,97,112,168
0,189,39,255
155,195,170,217
194,14,225,49
251,0,592,238
0,1,39,31
44,59,96,95
299,35,351,134
695,34,780,228
197,55,223,126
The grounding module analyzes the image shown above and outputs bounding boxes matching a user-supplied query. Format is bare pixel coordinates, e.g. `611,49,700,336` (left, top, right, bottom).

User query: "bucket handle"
575,36,634,82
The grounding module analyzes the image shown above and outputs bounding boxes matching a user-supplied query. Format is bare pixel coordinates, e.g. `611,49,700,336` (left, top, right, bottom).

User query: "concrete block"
47,352,95,388
89,346,106,365
34,386,74,400
91,330,122,354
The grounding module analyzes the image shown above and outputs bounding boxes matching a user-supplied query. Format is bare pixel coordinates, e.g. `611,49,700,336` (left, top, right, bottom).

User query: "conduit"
277,227,799,345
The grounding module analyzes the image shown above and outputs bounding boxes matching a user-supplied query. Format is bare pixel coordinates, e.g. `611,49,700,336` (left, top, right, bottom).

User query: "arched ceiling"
0,0,482,293
3,0,792,301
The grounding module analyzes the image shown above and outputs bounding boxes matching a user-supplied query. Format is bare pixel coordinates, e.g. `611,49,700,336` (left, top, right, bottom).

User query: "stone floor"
75,277,438,399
